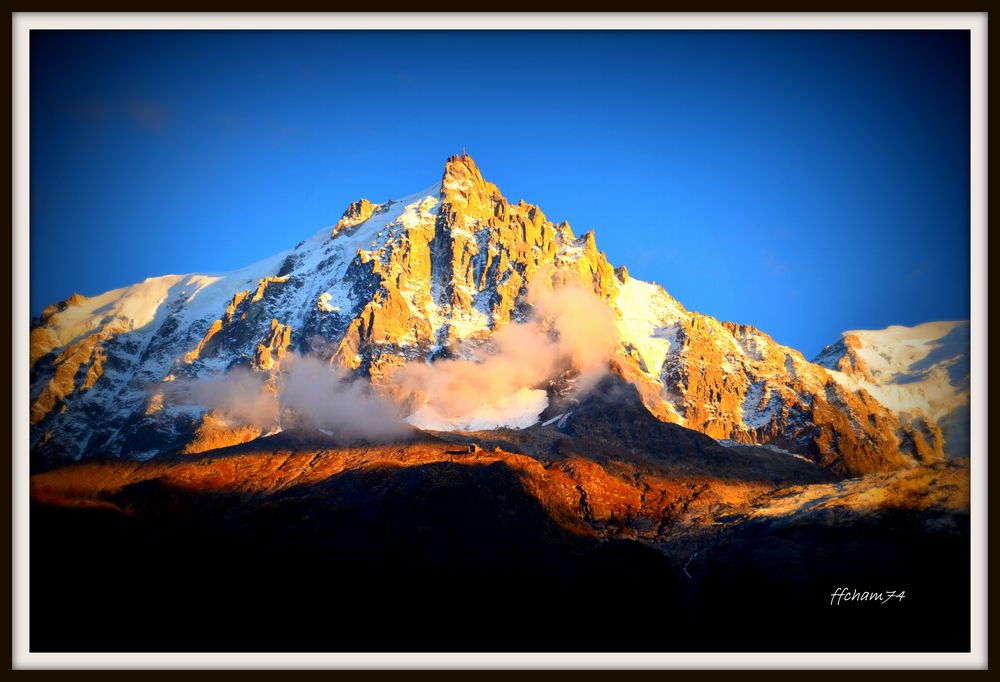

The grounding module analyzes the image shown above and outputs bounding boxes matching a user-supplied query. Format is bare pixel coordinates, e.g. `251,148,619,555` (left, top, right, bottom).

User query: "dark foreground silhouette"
31,459,969,653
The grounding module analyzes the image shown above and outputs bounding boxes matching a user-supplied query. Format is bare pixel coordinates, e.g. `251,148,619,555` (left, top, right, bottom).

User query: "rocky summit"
30,154,967,477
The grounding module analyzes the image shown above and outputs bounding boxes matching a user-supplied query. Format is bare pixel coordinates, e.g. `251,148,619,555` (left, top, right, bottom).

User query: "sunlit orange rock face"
821,332,877,383
180,413,263,455
332,198,379,238
25,438,784,540
252,319,292,371
30,322,124,426
330,154,619,375
185,278,293,367
29,432,967,542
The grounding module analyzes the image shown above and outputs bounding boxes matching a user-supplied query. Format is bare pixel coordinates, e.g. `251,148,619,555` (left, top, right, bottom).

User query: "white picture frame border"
11,11,988,670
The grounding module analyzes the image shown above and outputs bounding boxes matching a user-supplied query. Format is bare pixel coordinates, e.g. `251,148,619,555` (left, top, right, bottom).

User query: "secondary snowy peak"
814,321,970,458
332,198,380,238
815,321,969,393
29,153,951,477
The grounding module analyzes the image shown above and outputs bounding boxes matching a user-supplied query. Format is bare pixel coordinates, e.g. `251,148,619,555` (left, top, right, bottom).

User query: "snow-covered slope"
814,321,970,458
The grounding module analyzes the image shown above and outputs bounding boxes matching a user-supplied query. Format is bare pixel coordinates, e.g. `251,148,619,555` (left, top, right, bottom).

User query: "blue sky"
30,30,970,357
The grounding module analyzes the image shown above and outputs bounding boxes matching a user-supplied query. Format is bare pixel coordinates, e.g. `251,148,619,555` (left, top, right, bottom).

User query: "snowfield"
405,388,549,432
614,278,685,378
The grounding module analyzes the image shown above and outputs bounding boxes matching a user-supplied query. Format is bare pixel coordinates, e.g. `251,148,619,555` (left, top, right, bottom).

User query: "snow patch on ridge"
742,381,781,429
614,278,686,379
317,292,339,313
405,388,549,432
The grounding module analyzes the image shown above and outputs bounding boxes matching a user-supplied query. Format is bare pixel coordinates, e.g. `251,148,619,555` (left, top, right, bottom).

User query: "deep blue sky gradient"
29,30,971,357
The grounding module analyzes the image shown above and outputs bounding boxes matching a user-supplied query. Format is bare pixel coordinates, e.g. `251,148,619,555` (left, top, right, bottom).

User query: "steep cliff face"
29,154,953,476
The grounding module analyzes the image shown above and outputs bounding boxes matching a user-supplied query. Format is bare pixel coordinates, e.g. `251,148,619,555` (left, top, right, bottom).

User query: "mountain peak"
438,152,503,217
332,198,380,238
444,149,477,172
27,154,962,476
38,291,88,324
442,151,488,192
